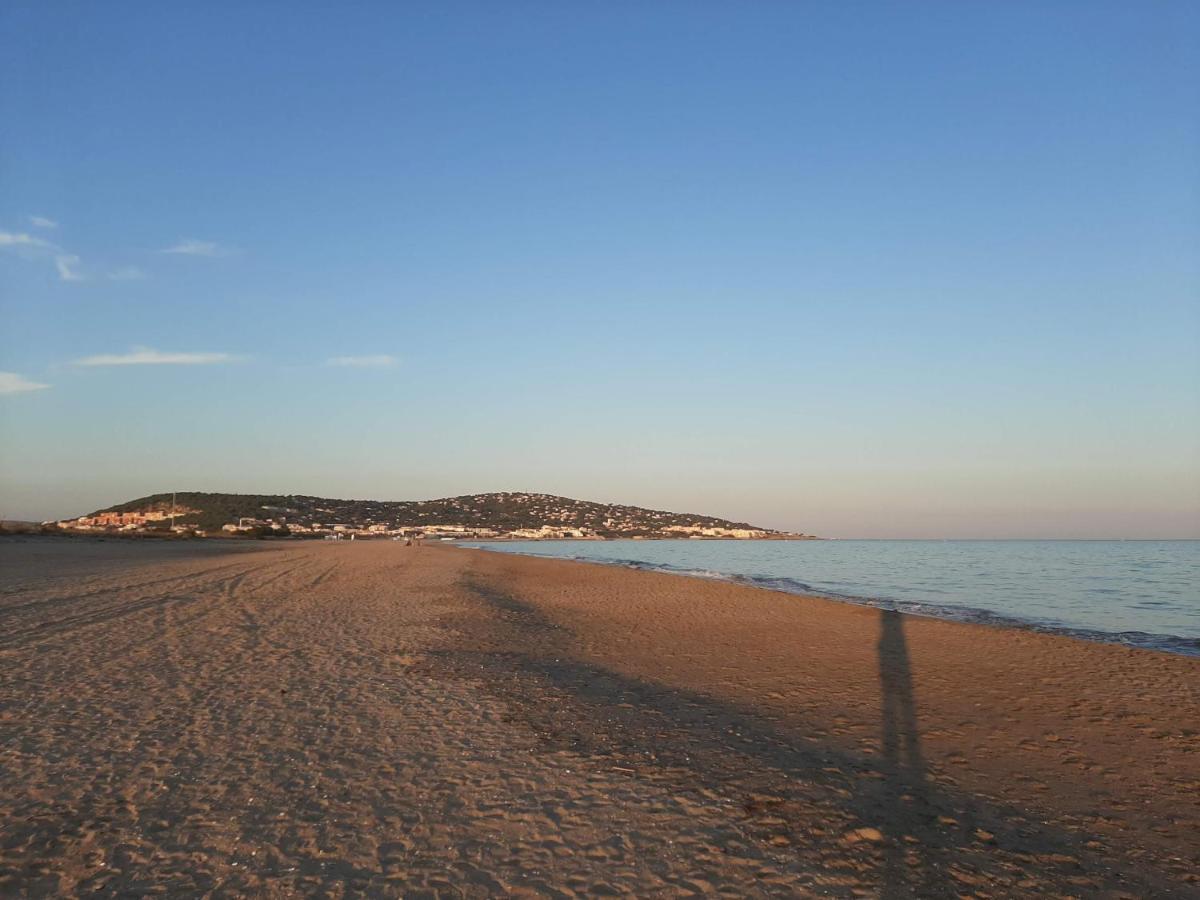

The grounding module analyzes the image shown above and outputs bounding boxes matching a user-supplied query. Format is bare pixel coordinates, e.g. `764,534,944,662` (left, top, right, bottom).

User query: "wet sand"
1,537,1197,897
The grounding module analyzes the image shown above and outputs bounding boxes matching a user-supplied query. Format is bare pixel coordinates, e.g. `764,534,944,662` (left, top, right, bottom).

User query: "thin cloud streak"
107,266,148,281
0,372,51,394
0,231,53,249
326,354,398,368
161,239,233,257
72,347,236,366
1,230,86,281
5,220,150,282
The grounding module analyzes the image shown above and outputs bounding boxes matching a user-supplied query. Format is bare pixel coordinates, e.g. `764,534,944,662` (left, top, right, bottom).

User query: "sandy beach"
1,537,1197,897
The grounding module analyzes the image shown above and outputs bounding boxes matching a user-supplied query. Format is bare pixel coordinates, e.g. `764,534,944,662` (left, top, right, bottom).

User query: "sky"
1,2,1198,538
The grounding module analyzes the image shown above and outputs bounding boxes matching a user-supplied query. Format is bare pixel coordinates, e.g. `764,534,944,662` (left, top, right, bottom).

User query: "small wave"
738,575,1200,657
671,568,731,580
597,558,730,580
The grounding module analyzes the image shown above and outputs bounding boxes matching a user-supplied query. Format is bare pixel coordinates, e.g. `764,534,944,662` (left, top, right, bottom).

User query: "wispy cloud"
0,371,51,395
29,215,58,229
54,254,84,281
0,231,53,250
326,354,398,368
107,265,148,281
161,239,233,257
73,347,236,367
1,230,86,281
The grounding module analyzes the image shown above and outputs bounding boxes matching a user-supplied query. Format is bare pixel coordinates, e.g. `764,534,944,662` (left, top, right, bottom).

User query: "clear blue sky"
1,2,1197,538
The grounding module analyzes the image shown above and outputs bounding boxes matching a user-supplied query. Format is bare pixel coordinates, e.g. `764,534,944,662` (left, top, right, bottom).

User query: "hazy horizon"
2,3,1198,539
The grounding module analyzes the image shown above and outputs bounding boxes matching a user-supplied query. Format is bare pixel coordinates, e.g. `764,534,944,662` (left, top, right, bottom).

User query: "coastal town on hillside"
52,491,818,541
58,511,781,541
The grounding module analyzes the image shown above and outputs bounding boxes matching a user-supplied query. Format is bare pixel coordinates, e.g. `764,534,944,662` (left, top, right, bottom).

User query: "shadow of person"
878,608,935,897
450,575,1163,897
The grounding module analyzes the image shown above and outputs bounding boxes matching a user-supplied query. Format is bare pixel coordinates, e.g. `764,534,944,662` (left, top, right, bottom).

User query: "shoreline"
460,540,1200,659
446,545,1200,889
2,539,1196,895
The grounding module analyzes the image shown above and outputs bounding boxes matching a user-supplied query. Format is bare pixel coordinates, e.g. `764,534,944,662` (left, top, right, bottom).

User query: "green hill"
89,491,803,537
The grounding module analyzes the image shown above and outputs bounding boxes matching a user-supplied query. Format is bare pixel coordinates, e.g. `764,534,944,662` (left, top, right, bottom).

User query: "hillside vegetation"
93,491,797,538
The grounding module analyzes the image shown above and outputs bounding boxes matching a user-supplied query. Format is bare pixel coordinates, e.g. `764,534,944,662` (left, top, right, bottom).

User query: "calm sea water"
462,540,1200,656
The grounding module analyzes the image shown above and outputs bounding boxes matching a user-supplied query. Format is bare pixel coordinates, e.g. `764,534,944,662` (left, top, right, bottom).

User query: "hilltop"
61,492,817,540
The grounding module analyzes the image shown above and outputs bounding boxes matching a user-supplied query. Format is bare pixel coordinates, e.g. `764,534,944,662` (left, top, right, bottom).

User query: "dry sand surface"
1,537,1197,897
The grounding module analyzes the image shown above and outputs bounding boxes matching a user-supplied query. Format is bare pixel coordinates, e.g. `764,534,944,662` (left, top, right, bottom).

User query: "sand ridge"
1,537,1197,897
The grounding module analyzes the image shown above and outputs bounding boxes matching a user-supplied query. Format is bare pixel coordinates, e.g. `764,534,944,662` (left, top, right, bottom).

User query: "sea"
461,539,1200,657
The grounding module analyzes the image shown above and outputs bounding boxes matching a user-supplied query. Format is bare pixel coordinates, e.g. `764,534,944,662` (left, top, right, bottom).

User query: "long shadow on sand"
876,608,936,899
439,575,1170,898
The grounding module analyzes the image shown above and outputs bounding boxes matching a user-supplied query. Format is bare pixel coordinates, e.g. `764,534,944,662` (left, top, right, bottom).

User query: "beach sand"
1,537,1197,897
